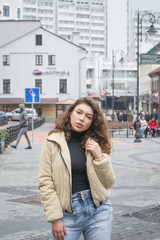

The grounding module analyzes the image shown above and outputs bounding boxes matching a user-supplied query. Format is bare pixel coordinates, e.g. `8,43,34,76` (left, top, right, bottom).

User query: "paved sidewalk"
0,122,160,240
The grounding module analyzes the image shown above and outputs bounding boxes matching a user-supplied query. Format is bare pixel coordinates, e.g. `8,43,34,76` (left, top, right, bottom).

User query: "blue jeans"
139,128,144,135
50,189,113,240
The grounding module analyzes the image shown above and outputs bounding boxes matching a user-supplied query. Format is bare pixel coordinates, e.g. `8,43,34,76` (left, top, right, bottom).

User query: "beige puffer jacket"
38,132,116,223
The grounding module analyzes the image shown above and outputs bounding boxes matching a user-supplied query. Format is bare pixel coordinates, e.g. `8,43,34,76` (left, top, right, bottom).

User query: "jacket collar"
47,132,71,175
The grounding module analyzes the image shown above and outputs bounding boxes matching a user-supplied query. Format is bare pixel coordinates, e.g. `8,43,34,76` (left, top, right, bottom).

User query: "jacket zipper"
85,151,97,209
60,150,73,213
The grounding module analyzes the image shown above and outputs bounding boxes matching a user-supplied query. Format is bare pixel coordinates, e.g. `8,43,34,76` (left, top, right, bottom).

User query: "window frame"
35,79,42,93
3,5,10,17
3,79,10,94
17,7,21,18
36,35,42,46
35,55,43,66
3,55,10,66
48,55,56,65
59,79,67,94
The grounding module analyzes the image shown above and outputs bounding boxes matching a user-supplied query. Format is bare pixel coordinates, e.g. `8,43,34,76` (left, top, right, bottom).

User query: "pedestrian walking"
10,104,32,149
38,97,116,240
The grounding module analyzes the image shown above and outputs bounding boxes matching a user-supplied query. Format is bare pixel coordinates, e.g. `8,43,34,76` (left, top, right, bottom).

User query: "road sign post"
25,88,40,142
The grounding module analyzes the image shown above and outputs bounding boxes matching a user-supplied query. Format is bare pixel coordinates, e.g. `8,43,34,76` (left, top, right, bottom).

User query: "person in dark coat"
117,112,123,122
151,108,158,120
127,111,133,123
123,111,127,122
145,112,151,123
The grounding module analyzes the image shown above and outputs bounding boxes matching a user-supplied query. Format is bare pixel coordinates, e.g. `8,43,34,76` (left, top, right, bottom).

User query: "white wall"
0,27,87,101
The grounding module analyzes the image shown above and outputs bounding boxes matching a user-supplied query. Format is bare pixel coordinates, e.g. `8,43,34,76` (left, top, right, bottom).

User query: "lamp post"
134,11,158,142
112,49,124,122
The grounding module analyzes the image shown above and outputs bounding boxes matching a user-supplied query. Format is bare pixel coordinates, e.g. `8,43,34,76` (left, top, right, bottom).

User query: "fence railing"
0,118,8,126
0,118,45,154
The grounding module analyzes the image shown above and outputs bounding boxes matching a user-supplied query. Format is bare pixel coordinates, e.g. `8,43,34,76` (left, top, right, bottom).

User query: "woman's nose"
80,114,85,121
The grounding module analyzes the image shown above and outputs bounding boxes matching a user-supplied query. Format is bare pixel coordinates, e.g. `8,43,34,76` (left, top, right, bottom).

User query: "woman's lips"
76,123,83,128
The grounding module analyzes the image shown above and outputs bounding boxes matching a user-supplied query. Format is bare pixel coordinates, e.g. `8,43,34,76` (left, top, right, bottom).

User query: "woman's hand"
85,140,102,159
52,220,67,240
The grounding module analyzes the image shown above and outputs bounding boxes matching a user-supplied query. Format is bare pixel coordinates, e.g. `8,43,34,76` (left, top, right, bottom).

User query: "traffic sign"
25,88,40,103
140,59,160,64
141,54,160,60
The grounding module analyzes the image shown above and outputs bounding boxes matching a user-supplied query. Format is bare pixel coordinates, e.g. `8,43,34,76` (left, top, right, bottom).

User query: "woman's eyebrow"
77,108,93,116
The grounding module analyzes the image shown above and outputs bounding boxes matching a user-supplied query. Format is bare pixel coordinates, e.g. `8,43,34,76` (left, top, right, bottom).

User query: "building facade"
0,0,23,20
0,0,134,60
0,20,87,118
86,56,137,111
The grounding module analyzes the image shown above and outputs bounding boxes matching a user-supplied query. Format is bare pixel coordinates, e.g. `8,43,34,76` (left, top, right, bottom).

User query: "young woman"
38,97,116,240
139,115,148,137
148,117,158,137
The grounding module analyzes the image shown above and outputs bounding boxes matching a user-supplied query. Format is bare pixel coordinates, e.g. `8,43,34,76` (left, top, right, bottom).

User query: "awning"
56,98,75,105
0,98,58,105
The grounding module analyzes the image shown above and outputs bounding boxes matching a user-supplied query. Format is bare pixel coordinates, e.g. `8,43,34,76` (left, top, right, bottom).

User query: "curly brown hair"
49,97,112,154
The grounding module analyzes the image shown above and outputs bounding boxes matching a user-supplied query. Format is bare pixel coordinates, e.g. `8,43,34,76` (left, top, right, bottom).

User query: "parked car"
6,108,38,122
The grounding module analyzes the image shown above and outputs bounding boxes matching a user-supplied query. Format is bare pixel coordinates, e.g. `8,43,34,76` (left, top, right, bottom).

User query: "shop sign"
33,69,70,76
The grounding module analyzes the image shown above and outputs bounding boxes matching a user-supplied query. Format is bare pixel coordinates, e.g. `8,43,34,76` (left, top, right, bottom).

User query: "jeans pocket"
94,199,113,222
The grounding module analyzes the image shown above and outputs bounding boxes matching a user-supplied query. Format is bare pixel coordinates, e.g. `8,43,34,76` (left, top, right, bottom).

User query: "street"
0,122,160,240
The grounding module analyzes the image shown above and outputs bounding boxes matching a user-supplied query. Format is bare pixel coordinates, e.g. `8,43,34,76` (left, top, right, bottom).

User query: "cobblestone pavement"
0,122,160,240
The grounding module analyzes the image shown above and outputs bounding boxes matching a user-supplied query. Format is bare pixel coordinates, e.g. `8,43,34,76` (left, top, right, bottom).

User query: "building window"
3,55,10,66
48,55,55,65
86,69,94,78
35,79,42,93
35,55,43,65
59,79,67,93
3,5,10,17
126,71,137,78
17,8,21,18
3,80,10,94
36,35,42,45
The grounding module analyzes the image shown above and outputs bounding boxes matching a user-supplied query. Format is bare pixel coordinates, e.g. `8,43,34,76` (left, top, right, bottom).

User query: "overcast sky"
132,0,160,11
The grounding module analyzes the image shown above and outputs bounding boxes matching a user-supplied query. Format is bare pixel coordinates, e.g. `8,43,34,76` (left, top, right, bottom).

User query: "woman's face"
70,103,93,132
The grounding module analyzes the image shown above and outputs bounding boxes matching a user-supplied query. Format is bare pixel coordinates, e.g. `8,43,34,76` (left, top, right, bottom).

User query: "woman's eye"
87,116,92,120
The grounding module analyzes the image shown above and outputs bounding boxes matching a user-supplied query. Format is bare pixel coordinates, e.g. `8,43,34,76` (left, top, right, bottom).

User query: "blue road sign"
25,88,40,103
141,54,160,60
140,59,160,64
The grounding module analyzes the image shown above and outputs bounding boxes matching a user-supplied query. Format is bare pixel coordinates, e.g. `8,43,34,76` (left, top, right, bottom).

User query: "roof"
0,20,87,51
147,42,160,55
0,20,41,48
148,67,160,77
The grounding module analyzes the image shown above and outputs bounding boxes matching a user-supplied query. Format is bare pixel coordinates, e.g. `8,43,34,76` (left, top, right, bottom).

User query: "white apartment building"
106,0,133,61
0,20,87,117
0,0,23,19
0,0,134,60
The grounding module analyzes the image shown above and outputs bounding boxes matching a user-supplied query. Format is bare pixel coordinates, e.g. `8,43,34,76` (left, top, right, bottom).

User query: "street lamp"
134,12,158,142
112,49,124,121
